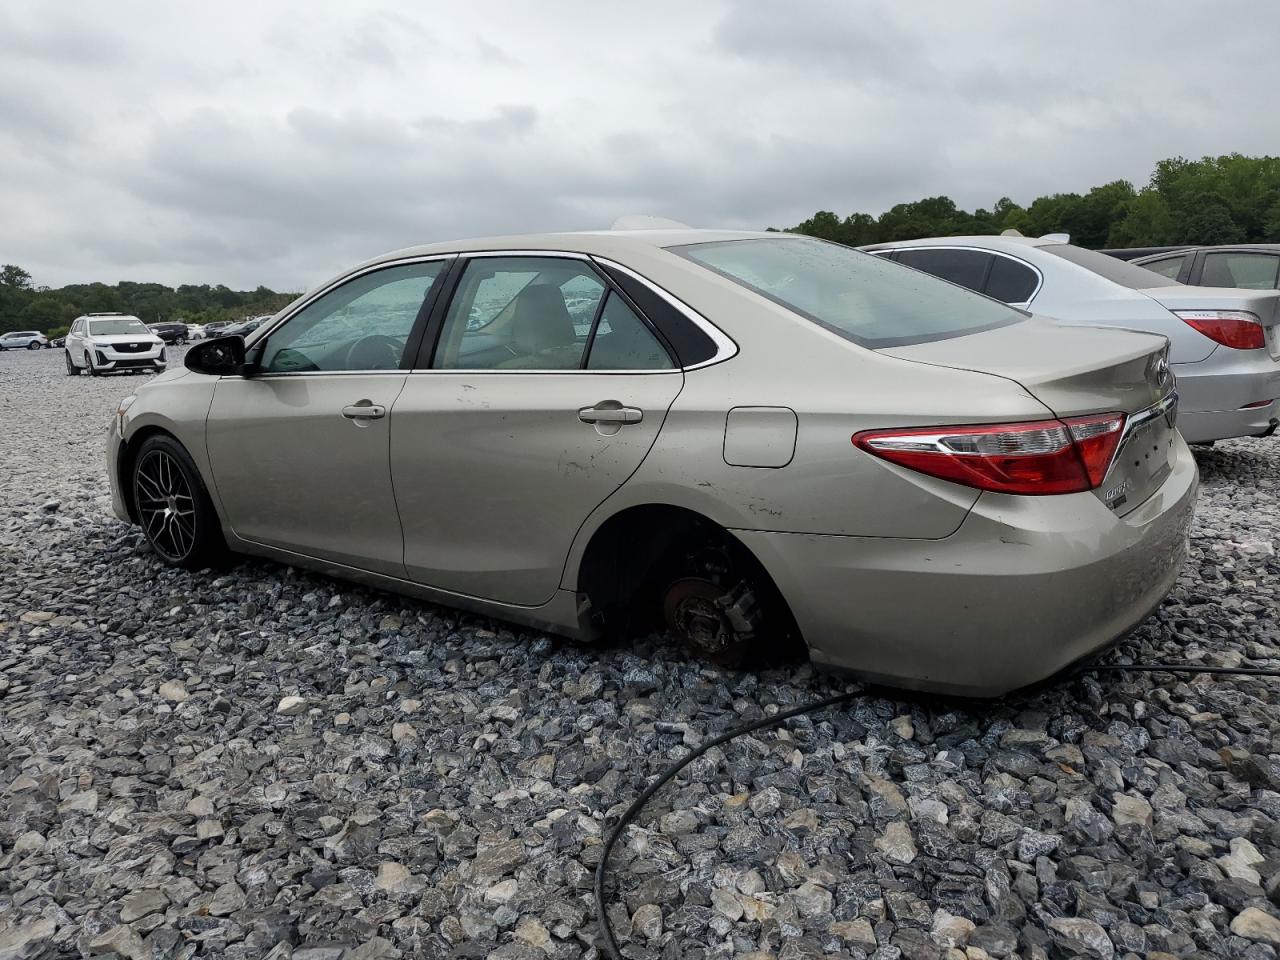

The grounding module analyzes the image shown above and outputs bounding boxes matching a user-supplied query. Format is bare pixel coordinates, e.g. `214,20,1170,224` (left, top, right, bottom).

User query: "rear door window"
895,248,992,294
434,257,602,370
1139,254,1188,281
1200,252,1280,290
984,255,1039,304
585,293,674,370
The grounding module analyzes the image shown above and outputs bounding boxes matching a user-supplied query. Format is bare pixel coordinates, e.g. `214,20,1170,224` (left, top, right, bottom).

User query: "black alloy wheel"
131,436,225,568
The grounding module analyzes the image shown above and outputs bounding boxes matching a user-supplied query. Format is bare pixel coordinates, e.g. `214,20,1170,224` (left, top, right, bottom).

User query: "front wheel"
131,435,226,569
85,352,100,376
64,350,78,376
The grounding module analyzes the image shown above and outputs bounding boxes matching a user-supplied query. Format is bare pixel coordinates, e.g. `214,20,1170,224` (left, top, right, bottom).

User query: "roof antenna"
609,215,692,231
1000,228,1024,237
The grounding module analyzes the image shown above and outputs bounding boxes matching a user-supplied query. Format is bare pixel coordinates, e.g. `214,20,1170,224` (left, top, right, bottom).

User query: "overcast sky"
2,1,1277,291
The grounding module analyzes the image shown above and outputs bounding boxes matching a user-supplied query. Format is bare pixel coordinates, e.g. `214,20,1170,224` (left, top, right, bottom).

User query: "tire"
65,350,78,376
85,352,100,376
27,341,40,350
131,434,226,569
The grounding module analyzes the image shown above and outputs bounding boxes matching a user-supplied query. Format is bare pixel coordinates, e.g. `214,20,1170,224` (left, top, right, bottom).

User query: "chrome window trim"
884,244,1046,307
248,248,735,377
591,256,739,370
407,368,683,376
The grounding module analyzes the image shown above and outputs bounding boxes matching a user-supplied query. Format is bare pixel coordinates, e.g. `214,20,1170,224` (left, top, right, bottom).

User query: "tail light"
853,413,1126,495
1174,310,1265,350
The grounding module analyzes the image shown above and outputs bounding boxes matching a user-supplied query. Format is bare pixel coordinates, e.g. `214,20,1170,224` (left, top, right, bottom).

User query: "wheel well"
575,504,800,648
117,426,182,523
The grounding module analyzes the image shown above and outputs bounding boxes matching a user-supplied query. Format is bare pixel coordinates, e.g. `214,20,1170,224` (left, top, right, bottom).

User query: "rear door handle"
578,404,643,425
342,400,386,420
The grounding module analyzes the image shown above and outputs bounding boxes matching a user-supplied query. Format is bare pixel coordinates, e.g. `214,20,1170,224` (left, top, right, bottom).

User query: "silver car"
862,236,1280,443
0,330,49,350
65,313,167,376
106,231,1196,695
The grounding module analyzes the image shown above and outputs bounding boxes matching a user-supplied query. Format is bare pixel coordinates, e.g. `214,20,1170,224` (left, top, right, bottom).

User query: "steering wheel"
344,334,402,371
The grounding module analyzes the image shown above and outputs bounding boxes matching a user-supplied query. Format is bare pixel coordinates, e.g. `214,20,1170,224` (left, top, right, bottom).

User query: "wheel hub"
663,578,740,656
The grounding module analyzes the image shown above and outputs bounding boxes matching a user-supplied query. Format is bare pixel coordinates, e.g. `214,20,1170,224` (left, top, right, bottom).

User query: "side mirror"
184,335,246,376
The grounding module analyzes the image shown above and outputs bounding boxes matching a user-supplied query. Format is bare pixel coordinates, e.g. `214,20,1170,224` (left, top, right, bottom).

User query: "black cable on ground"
592,661,1280,960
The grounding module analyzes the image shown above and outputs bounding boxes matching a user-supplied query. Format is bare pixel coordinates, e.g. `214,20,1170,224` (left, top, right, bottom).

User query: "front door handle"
342,400,386,420
578,403,643,425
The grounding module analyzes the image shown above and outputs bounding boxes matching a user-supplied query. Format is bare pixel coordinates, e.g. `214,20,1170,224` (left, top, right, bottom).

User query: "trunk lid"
1141,285,1280,360
881,317,1178,515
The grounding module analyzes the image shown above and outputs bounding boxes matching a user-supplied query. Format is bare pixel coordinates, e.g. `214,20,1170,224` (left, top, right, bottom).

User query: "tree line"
0,265,298,338
4,153,1278,338
783,154,1280,251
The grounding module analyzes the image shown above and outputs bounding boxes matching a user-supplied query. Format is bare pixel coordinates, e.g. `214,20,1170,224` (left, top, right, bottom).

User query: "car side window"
433,257,605,370
1201,252,1280,290
585,293,675,370
984,256,1039,303
260,261,445,374
895,248,992,294
1140,254,1186,281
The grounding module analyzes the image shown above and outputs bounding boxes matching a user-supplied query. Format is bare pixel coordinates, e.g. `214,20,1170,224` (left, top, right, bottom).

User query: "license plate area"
1101,395,1177,514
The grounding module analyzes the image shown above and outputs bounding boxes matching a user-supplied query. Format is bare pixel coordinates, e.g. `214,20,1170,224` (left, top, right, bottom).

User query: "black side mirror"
184,335,246,376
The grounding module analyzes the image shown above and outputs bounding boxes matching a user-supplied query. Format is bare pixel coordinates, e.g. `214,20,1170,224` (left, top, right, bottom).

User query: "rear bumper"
1173,353,1280,442
735,437,1198,697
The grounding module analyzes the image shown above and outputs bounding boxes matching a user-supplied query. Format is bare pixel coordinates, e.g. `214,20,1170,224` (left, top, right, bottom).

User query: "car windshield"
89,318,149,336
1042,243,1180,289
672,237,1023,348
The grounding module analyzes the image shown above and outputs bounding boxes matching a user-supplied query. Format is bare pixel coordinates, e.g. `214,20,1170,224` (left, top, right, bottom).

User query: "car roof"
360,228,783,268
1139,243,1280,256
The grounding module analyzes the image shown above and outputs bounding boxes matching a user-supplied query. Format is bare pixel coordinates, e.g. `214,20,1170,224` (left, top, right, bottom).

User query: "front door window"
261,260,446,373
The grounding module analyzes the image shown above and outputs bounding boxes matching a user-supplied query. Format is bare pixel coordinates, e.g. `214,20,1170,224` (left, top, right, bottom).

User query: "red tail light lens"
1174,310,1265,350
853,413,1126,495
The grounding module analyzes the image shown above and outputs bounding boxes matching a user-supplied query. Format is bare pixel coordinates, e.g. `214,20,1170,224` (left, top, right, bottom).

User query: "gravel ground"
2,345,1280,960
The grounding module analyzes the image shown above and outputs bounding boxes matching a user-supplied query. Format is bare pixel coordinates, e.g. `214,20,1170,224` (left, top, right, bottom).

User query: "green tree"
0,265,33,290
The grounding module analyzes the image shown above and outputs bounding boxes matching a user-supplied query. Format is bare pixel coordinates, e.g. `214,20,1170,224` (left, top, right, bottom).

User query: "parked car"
861,236,1280,443
50,336,66,348
65,313,166,376
107,230,1196,696
1100,245,1194,262
1131,244,1280,290
0,330,49,350
202,321,235,337
186,323,207,340
218,317,267,338
148,321,190,345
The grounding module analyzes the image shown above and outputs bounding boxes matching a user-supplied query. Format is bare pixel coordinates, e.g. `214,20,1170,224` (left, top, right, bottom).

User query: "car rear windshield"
89,318,149,336
671,237,1023,348
1041,243,1181,289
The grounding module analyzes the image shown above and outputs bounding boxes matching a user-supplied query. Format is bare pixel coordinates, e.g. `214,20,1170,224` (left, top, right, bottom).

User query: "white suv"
65,314,166,376
0,330,49,350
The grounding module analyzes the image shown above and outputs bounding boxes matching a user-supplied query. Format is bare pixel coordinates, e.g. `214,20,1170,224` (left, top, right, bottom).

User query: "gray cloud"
0,0,1276,292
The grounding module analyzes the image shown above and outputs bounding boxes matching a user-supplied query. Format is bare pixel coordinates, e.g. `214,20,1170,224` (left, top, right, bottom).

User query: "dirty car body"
107,231,1197,695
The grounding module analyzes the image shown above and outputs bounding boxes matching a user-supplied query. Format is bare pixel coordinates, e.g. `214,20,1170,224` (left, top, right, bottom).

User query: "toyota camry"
106,230,1197,695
